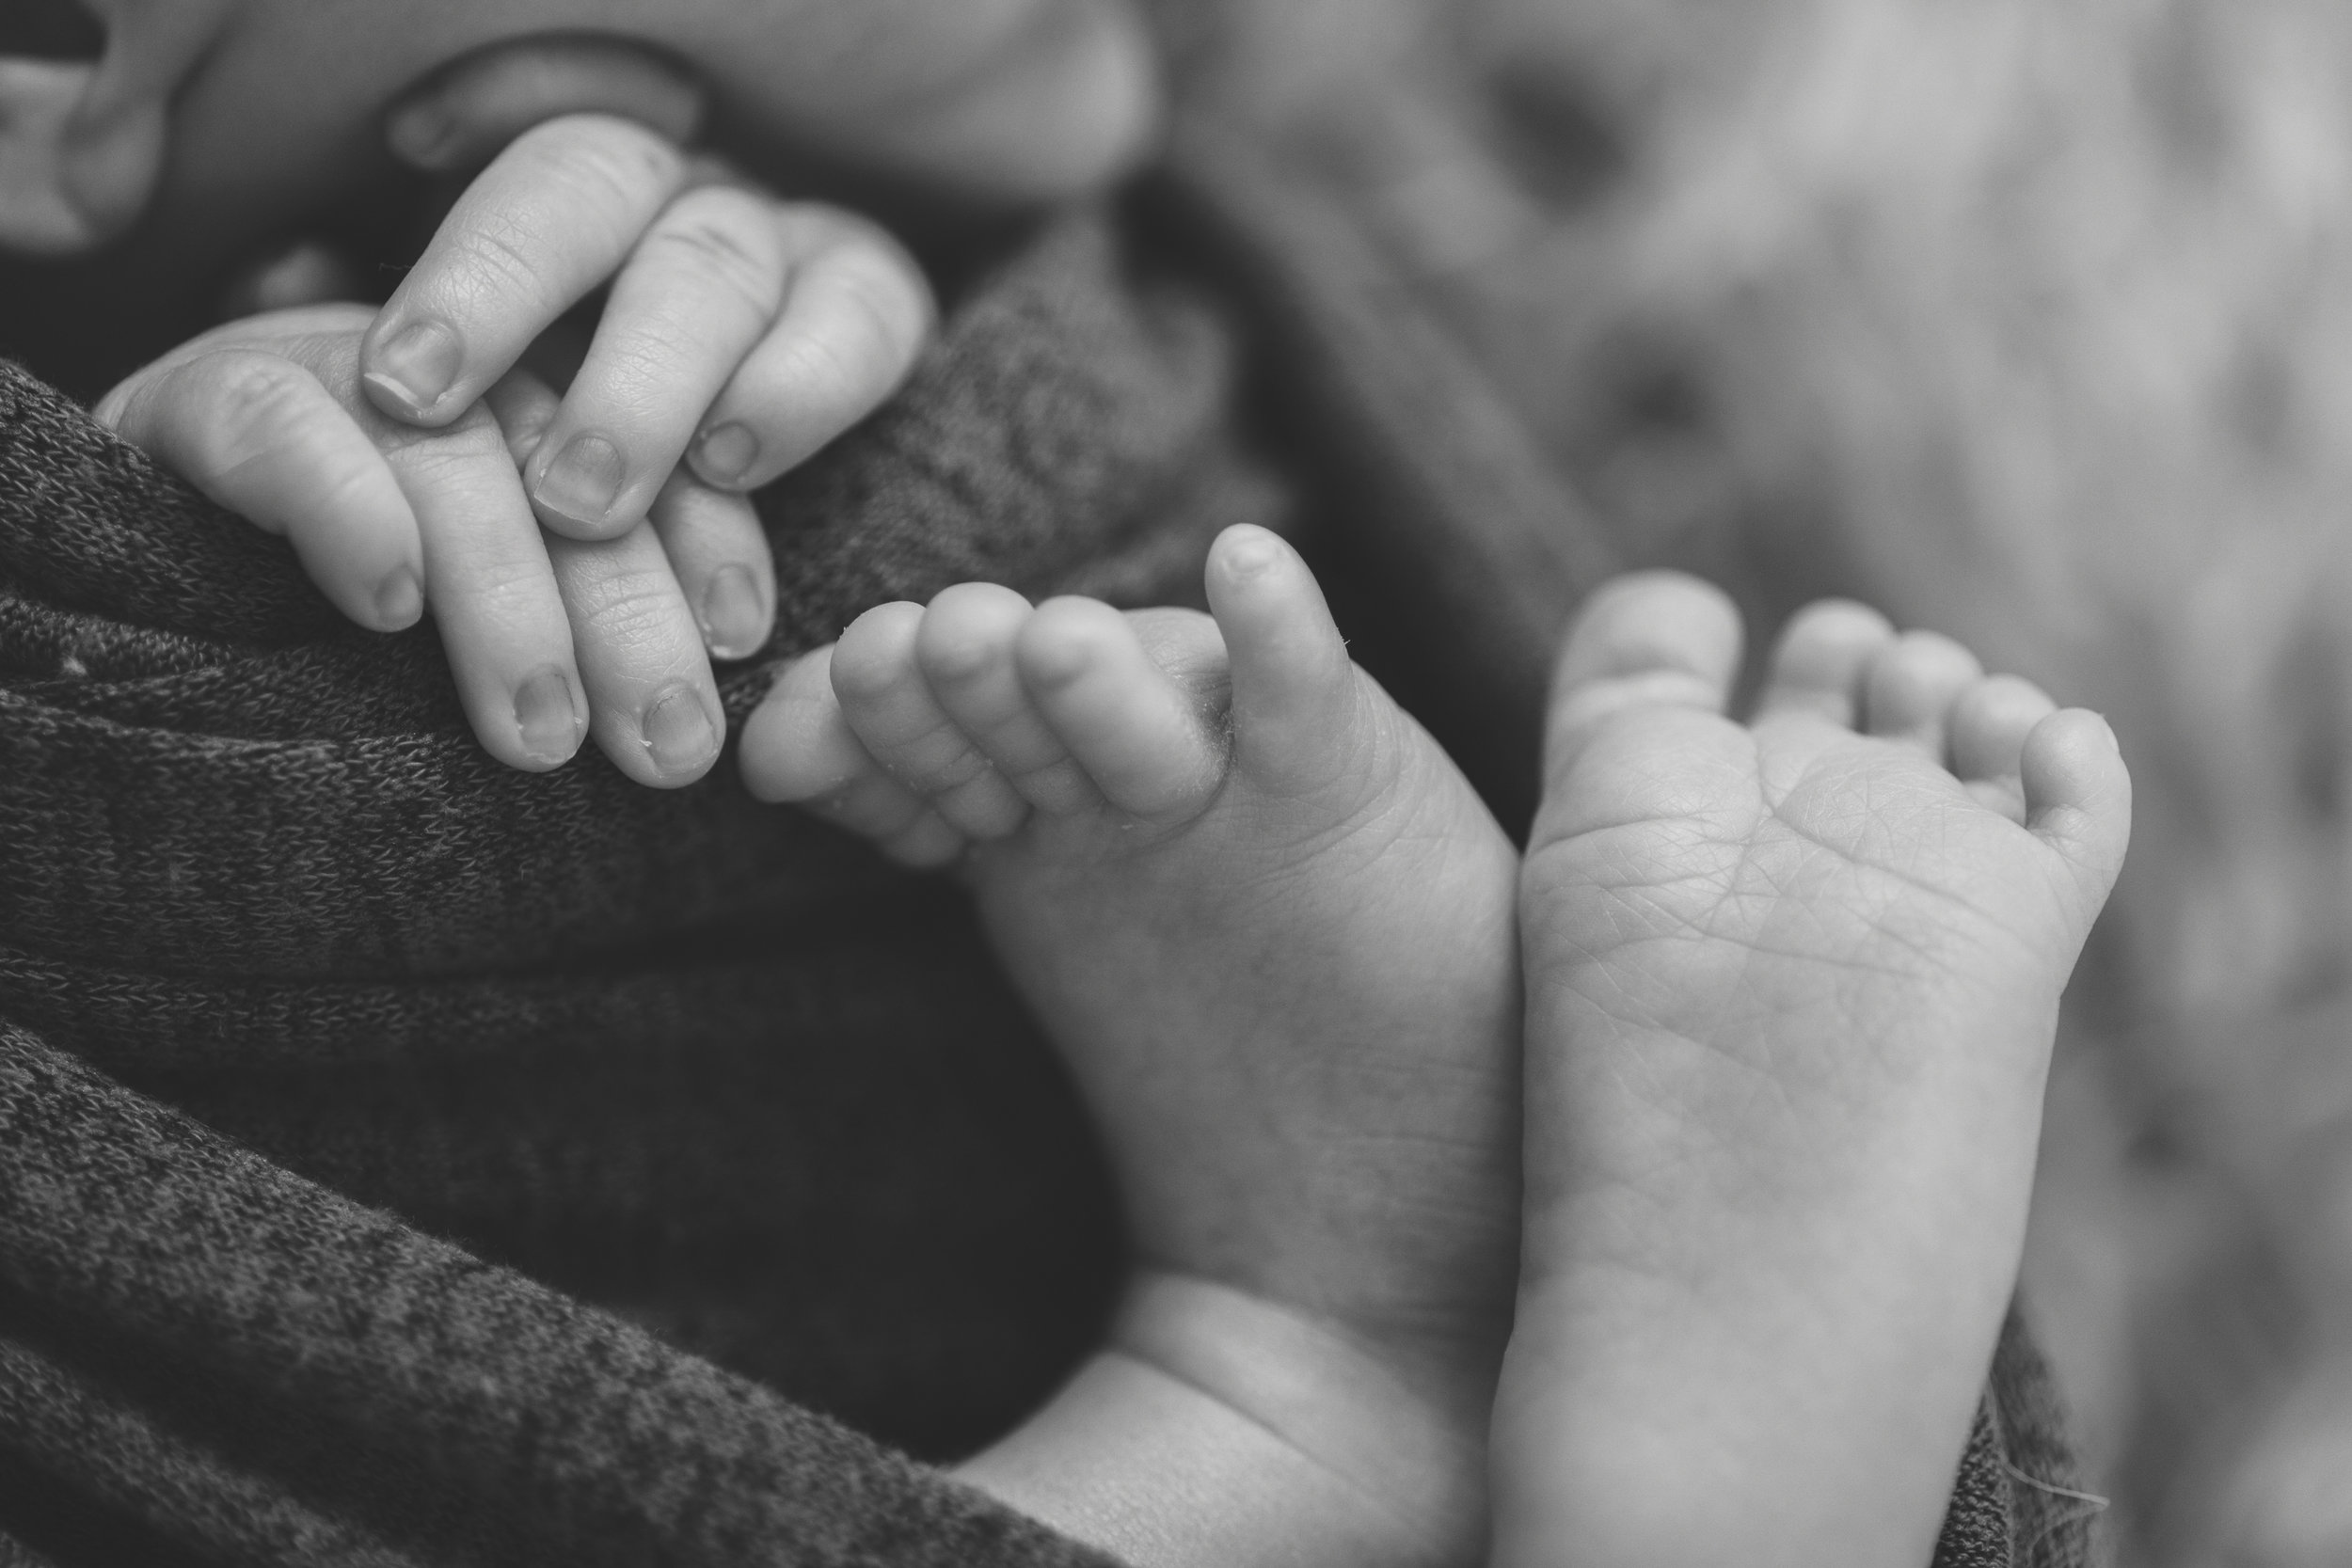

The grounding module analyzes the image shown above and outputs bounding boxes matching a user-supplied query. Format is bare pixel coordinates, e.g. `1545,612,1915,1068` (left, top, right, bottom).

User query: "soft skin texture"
94,97,934,784
742,540,2133,1568
743,525,1524,1568
1494,575,2132,1568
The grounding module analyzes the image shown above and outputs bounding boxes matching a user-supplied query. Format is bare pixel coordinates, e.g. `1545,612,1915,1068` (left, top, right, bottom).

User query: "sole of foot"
1493,572,2131,1568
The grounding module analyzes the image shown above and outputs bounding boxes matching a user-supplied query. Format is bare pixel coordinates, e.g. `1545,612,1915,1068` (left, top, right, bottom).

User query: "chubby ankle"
956,1272,1491,1568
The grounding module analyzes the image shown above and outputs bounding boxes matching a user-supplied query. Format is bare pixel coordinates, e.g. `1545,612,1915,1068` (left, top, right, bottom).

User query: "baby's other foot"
743,525,1521,1566
1494,575,2131,1568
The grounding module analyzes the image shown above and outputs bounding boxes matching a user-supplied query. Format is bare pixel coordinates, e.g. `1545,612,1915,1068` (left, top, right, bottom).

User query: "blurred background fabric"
1163,0,2352,1560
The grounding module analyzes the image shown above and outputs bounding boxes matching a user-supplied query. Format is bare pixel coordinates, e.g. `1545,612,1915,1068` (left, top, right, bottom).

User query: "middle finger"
544,521,728,788
382,404,590,772
523,183,787,539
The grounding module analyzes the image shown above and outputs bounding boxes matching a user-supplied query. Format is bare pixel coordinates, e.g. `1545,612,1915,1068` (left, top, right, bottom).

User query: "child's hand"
98,107,932,786
94,303,729,784
361,109,936,539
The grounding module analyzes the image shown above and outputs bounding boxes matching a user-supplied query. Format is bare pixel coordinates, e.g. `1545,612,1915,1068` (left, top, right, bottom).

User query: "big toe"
1201,525,1359,794
1542,572,1741,787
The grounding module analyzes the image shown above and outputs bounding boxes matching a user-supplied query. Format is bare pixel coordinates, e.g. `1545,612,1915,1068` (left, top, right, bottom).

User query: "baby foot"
741,525,1521,1565
1493,575,2132,1568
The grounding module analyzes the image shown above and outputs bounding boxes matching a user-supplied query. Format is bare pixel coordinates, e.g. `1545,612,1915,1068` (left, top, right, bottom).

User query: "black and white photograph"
1,2,2338,1564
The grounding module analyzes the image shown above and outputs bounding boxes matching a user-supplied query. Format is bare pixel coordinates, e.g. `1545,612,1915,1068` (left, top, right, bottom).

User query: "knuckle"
444,219,560,308
815,254,934,380
569,562,689,646
382,409,512,472
203,353,313,428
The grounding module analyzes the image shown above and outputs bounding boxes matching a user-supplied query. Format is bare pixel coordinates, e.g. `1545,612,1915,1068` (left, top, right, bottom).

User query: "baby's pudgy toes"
738,645,968,866
833,599,1031,839
1540,572,1740,780
913,583,1105,820
1012,598,1226,822
1756,597,1898,726
1945,673,2059,823
1200,526,1360,794
1862,631,1983,756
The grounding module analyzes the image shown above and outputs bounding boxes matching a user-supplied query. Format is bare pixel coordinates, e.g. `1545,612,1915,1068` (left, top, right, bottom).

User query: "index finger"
360,113,690,427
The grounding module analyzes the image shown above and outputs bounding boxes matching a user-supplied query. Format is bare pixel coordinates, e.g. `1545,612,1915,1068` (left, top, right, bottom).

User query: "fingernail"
699,564,767,659
694,423,760,487
365,320,462,420
373,567,422,630
534,433,628,527
644,684,719,774
514,666,582,763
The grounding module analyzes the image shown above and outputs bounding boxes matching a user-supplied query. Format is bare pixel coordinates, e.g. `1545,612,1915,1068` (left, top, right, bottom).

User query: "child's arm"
95,110,931,786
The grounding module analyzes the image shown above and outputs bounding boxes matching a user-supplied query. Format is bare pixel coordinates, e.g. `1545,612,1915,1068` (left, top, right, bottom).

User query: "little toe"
833,599,1028,837
1201,525,1356,793
739,646,939,845
1948,674,2059,822
1545,572,1741,784
1016,595,1224,822
2020,708,2134,899
917,582,1104,819
1756,599,1898,728
1863,631,1983,755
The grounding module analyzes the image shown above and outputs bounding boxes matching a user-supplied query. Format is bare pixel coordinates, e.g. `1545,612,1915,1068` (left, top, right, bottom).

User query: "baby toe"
917,583,1102,819
740,646,946,846
740,646,868,803
1948,674,2058,822
1202,526,1355,792
1757,600,1896,728
1016,595,1223,822
1863,631,1982,755
1545,573,1741,777
2020,709,2133,899
834,599,1026,834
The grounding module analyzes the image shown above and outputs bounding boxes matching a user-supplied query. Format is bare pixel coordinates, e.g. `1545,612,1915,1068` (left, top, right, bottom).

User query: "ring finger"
543,521,727,787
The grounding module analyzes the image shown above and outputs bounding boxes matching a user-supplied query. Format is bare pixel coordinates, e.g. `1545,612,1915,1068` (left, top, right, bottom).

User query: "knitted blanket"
0,120,2092,1568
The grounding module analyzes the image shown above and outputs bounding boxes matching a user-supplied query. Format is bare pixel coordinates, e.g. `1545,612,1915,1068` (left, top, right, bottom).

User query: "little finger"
689,206,935,492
